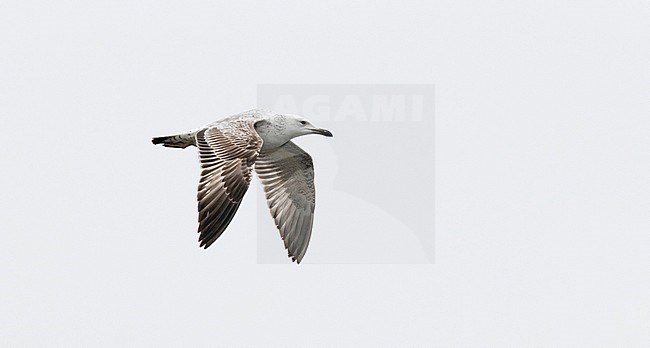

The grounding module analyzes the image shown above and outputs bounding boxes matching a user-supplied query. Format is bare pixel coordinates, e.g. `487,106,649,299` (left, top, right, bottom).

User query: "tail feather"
151,133,195,148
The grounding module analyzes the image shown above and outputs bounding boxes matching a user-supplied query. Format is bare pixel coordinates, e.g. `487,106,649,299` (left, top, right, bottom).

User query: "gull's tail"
152,132,196,148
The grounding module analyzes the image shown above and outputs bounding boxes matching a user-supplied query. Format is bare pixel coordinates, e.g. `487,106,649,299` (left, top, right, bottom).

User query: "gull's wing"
195,121,263,248
255,141,316,263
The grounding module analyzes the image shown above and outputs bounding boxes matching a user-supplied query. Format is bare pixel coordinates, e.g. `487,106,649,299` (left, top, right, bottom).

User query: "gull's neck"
255,118,293,151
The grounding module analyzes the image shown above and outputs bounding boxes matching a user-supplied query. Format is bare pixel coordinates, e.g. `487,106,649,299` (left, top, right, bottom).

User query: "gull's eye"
299,120,307,125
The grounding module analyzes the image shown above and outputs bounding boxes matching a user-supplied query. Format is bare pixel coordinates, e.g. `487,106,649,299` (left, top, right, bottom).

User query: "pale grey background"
1,0,649,346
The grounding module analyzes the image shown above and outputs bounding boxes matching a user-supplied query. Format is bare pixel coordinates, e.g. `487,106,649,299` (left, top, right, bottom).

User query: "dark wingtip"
289,252,301,264
152,136,166,145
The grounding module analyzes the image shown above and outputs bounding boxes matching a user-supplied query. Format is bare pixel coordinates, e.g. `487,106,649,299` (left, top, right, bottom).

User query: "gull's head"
282,114,333,139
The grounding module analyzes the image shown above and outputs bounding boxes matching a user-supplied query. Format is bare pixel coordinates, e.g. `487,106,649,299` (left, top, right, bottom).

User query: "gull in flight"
152,109,333,263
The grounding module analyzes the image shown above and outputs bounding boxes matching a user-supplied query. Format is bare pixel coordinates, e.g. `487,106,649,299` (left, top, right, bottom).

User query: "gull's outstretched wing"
254,141,316,263
195,121,263,248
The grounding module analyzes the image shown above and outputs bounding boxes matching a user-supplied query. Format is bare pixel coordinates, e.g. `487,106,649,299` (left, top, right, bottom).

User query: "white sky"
1,0,649,346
